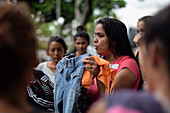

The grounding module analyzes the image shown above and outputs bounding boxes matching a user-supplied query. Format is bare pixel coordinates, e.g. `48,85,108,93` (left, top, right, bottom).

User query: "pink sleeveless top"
87,56,140,103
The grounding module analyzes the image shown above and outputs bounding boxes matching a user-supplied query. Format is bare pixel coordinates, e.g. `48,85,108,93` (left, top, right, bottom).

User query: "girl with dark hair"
73,31,90,56
27,36,67,112
133,16,153,60
133,16,153,90
70,25,90,57
37,36,67,84
76,25,86,32
82,17,140,102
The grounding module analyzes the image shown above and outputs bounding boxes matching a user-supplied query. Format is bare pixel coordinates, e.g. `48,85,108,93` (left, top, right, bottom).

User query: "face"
75,37,89,55
139,42,170,92
137,20,145,37
94,24,112,57
48,41,65,64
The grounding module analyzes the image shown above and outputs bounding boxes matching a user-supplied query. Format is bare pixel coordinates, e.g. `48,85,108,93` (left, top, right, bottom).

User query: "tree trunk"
74,0,92,25
56,0,61,36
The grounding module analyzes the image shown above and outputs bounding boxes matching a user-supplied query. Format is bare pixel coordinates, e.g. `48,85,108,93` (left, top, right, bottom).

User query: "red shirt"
87,56,140,103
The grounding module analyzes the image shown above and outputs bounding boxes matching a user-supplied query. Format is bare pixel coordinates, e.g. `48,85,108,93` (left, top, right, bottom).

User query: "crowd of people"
0,1,170,113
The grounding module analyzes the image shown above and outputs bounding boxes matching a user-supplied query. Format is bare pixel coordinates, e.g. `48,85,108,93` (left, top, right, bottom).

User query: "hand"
82,57,100,77
133,34,143,47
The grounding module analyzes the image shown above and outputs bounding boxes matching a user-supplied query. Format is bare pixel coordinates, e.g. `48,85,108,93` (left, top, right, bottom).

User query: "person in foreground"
138,5,170,112
82,17,140,103
88,4,170,113
0,3,37,113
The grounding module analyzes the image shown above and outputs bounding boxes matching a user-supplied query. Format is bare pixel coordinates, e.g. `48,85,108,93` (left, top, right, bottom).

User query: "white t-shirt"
36,62,55,85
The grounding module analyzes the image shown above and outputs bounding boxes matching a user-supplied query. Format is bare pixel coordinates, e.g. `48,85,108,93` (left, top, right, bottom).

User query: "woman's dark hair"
144,5,170,73
138,16,153,26
47,36,67,55
74,31,90,44
96,17,135,59
76,25,85,32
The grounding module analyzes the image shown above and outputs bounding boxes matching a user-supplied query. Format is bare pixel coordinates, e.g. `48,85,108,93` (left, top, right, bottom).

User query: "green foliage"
17,0,127,50
18,0,126,24
85,0,126,41
112,0,126,8
38,23,52,37
31,0,56,14
18,0,56,22
37,21,57,37
91,0,126,18
37,40,48,50
18,0,56,14
61,0,74,24
86,21,95,45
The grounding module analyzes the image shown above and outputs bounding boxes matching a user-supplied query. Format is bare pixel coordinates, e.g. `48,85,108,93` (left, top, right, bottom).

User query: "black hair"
144,5,170,73
96,17,135,60
74,31,90,44
138,16,153,33
47,36,67,55
76,25,85,32
138,15,153,24
0,3,36,100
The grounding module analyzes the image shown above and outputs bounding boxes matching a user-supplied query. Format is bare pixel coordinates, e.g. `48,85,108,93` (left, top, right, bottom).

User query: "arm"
113,68,136,90
96,78,106,95
82,57,137,95
97,67,137,94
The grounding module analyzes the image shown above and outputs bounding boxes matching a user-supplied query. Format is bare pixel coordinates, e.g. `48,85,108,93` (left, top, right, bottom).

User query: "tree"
17,0,126,28
74,0,126,25
16,0,126,52
73,0,126,41
18,0,56,29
